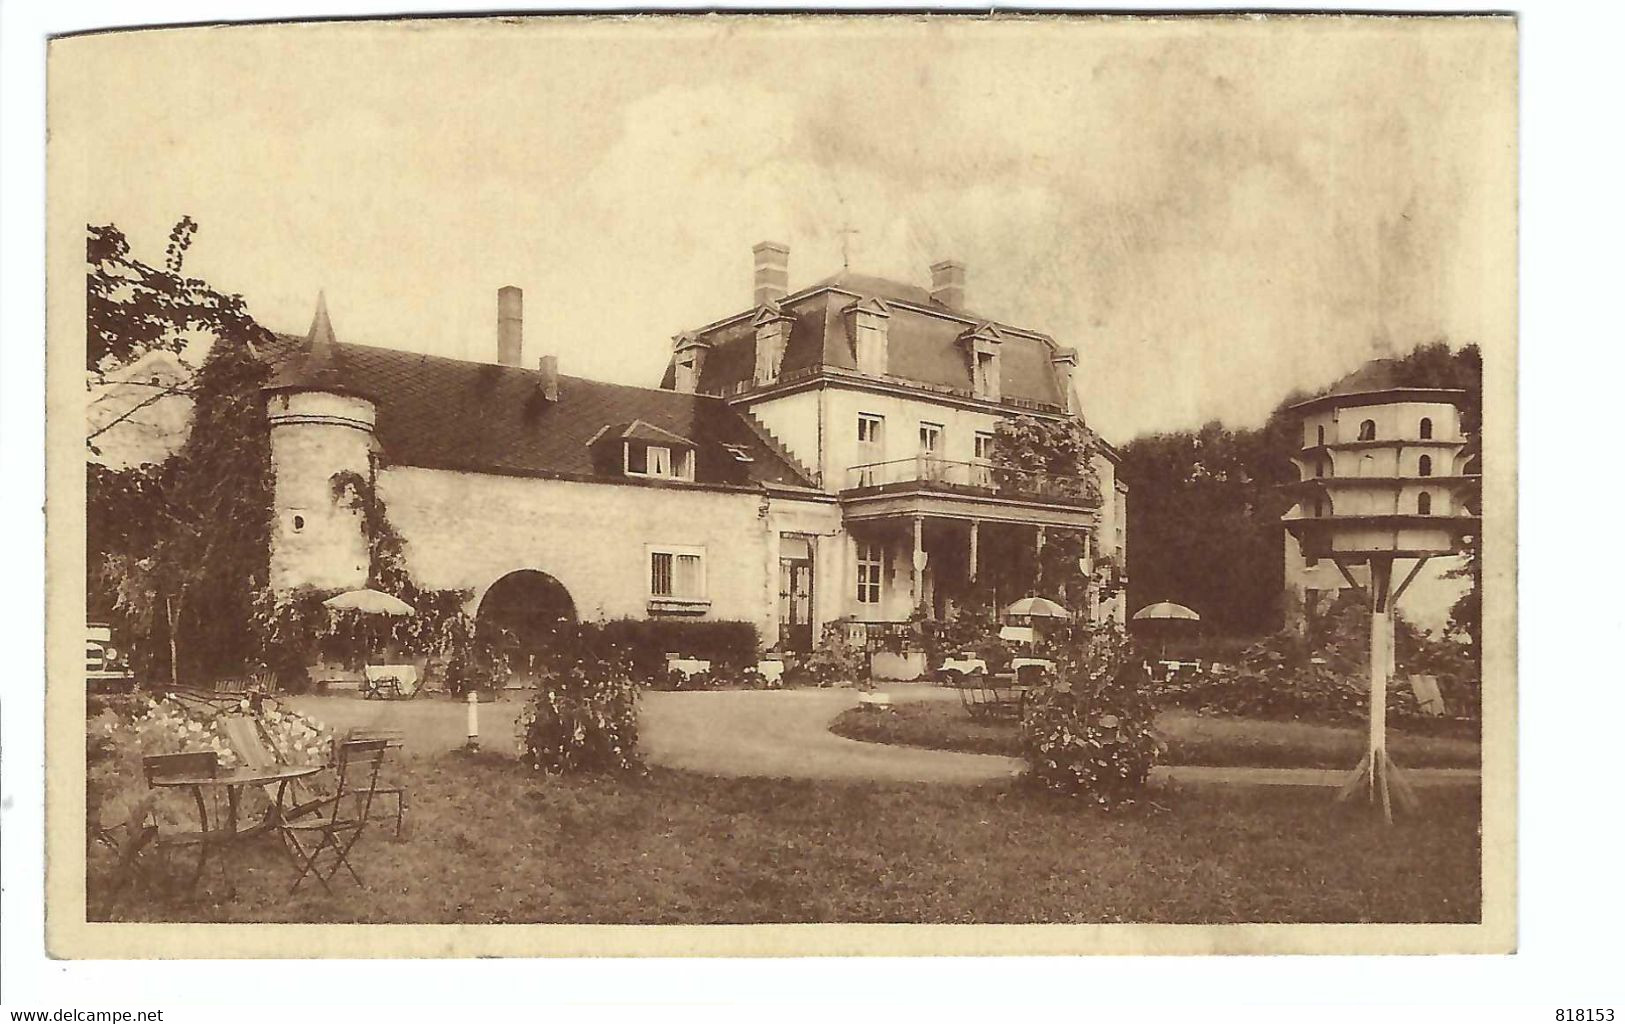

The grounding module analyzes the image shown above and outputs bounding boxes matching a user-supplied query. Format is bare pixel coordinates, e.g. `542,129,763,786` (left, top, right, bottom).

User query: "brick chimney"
497,286,523,366
753,242,790,307
537,354,559,402
929,260,966,309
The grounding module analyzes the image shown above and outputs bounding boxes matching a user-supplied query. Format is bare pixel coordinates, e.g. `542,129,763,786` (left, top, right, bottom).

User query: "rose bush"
1020,624,1162,809
516,657,643,775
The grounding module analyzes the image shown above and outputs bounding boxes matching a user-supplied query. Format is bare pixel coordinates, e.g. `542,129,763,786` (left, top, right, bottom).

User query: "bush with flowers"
1019,623,1163,809
516,653,643,776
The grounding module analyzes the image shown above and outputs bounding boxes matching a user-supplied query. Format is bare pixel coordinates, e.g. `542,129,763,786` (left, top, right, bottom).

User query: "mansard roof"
661,270,1069,409
262,334,818,493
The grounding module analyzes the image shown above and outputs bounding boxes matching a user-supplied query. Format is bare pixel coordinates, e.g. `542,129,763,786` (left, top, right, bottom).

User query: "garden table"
147,763,324,895
940,656,988,677
667,658,711,678
362,664,419,699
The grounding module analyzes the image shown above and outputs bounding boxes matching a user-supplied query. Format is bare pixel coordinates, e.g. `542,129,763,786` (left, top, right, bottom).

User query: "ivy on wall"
249,469,477,690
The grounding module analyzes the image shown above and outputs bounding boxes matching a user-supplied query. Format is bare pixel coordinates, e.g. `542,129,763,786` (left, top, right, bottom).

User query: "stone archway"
475,570,577,684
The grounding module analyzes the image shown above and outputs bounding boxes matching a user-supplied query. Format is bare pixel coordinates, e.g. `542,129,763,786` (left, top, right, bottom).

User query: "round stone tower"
263,294,378,594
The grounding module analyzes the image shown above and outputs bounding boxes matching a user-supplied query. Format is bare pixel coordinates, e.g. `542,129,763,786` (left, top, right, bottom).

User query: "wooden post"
1335,554,1418,823
968,520,979,582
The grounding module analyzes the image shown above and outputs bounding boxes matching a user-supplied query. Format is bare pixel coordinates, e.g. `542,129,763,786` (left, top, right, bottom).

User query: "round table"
147,763,324,894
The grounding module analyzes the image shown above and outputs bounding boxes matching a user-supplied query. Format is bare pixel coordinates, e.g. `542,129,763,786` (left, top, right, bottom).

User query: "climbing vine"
248,470,478,691
88,218,480,690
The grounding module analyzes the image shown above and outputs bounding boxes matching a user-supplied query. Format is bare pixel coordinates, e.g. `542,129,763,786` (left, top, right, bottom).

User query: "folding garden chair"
343,726,408,839
278,738,387,894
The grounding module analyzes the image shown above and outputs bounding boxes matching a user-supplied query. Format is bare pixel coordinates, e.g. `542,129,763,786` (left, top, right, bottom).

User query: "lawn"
829,700,1481,770
91,752,1481,925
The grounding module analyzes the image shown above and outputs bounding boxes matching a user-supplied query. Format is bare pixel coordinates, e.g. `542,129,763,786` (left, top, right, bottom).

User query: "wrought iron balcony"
843,456,1097,507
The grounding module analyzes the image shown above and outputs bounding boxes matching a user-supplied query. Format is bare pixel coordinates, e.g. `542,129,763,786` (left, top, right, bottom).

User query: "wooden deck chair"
279,739,387,894
221,715,327,822
343,726,408,839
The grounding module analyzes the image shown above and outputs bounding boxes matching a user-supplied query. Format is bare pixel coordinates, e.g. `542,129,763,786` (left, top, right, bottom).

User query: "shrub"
1155,591,1481,724
593,619,760,680
801,619,866,686
1020,624,1162,808
516,656,643,775
918,611,1012,672
445,637,512,695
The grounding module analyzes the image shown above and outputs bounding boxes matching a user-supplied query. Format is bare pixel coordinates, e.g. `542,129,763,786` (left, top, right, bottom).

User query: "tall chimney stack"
752,242,790,308
929,260,967,310
497,286,523,366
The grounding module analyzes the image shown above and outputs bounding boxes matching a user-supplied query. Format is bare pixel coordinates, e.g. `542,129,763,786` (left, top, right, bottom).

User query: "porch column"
968,519,980,581
912,515,927,613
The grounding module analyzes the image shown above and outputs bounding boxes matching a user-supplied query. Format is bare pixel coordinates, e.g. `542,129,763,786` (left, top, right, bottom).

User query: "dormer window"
592,419,700,482
974,352,998,399
847,297,891,376
752,306,792,386
671,332,710,394
961,323,1003,402
626,442,694,481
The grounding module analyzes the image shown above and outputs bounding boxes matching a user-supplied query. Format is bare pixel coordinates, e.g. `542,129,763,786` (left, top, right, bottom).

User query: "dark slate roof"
666,274,1068,409
1290,357,1468,413
263,334,819,493
263,337,376,401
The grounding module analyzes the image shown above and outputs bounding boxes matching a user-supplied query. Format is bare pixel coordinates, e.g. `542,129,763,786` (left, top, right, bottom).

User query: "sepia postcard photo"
43,12,1517,958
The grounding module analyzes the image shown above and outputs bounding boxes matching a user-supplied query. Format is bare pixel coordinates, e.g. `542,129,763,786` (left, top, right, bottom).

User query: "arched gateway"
475,570,577,684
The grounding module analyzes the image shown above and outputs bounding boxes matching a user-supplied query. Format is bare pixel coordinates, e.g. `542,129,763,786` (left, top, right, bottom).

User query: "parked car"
86,622,136,691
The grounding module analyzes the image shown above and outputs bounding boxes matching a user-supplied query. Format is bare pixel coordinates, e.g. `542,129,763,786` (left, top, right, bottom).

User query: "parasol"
1132,601,1200,661
322,588,416,616
1004,596,1071,620
1132,601,1200,623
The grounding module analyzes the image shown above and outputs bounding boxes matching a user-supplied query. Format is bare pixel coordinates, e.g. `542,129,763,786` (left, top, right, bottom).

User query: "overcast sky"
55,15,1515,442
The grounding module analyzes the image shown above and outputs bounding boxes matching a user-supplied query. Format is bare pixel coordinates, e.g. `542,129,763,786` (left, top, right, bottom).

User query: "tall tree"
1119,342,1482,638
88,220,275,684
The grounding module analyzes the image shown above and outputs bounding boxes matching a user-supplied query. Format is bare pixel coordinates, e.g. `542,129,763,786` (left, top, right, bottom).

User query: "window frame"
918,421,944,455
857,412,885,448
855,541,883,606
624,442,695,482
647,544,709,606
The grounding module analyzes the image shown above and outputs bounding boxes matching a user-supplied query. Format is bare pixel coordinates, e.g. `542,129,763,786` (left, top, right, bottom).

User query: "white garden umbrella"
1132,601,1200,623
1004,596,1071,620
322,588,415,616
1133,601,1201,661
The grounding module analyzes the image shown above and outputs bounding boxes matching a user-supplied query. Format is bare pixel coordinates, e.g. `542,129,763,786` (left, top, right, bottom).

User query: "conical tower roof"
263,292,376,400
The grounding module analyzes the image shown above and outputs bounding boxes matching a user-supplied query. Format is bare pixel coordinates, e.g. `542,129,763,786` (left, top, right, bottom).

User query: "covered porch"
840,488,1101,629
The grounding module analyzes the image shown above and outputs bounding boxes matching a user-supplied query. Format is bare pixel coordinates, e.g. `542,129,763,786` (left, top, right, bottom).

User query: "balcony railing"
844,456,1097,506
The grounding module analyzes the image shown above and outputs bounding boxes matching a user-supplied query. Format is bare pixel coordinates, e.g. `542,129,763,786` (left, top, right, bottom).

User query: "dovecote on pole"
1280,359,1480,822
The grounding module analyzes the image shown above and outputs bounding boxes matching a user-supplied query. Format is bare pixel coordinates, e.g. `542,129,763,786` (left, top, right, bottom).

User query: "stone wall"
374,464,840,647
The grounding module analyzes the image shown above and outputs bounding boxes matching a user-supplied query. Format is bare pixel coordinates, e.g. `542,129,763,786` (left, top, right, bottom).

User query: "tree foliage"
86,220,263,374
1119,342,1483,637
